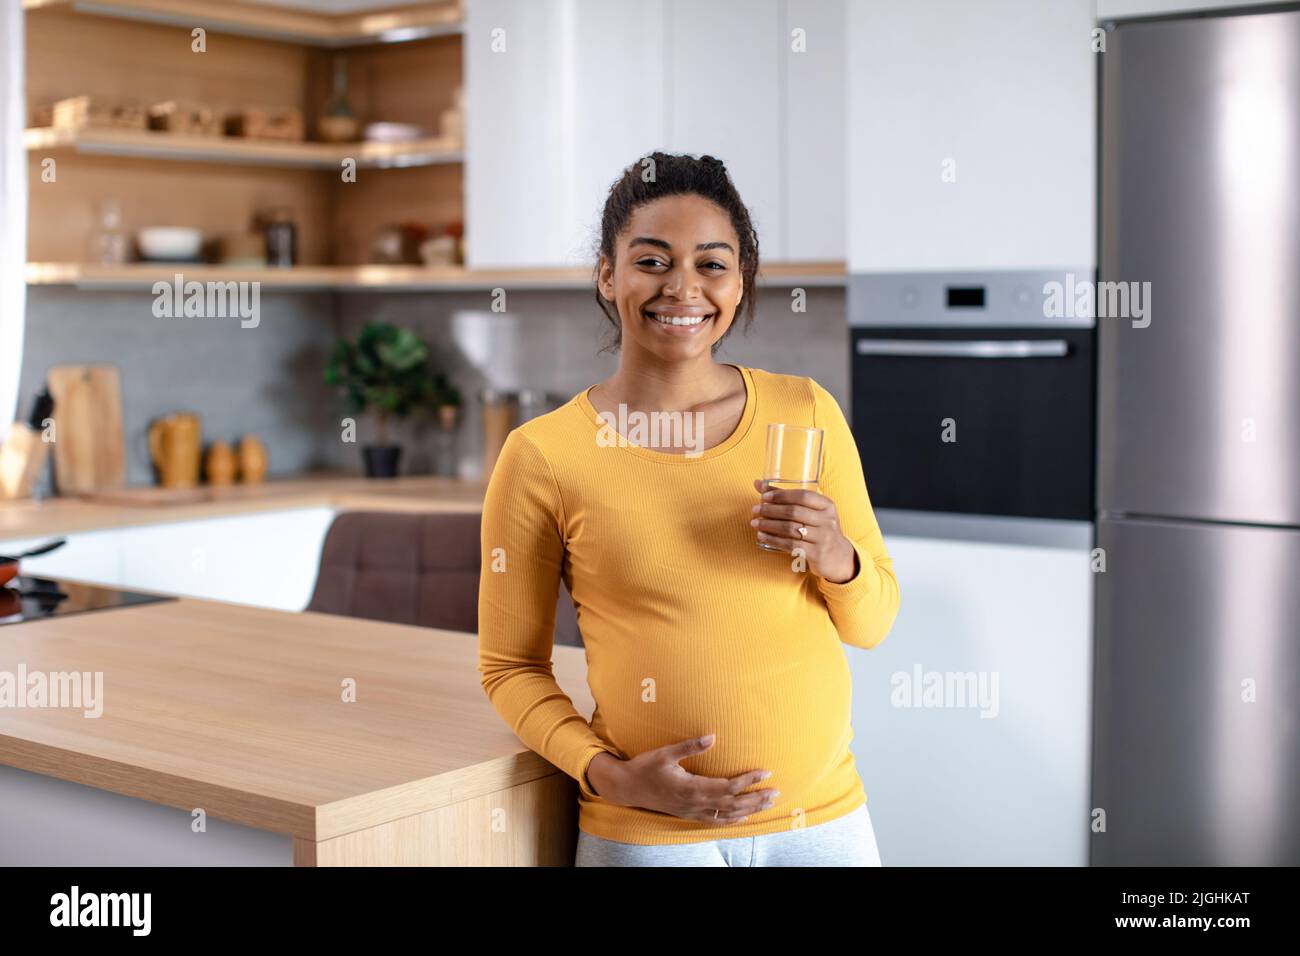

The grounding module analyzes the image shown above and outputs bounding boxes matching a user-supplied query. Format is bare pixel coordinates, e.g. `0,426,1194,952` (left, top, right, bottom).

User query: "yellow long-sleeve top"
477,364,901,845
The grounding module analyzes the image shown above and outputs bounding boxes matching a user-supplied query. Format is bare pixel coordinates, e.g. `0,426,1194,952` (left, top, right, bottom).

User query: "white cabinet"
114,508,336,611
846,531,1093,865
0,531,122,586
786,0,848,262
1,508,336,612
661,0,785,257
465,0,845,267
663,0,847,261
465,0,676,268
847,0,1095,271
561,1,668,267
464,0,572,268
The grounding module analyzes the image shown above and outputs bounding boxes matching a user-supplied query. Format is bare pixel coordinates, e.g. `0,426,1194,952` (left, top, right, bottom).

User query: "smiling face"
597,193,745,364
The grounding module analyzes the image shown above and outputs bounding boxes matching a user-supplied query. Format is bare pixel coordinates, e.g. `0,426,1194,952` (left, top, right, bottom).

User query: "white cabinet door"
0,531,121,586
846,533,1093,865
464,0,571,267
563,0,668,267
663,0,785,258
466,0,669,268
848,0,1095,271
785,0,846,262
465,0,841,266
114,508,336,611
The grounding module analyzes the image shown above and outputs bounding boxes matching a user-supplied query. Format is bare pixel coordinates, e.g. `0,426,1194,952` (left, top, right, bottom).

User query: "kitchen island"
0,592,594,866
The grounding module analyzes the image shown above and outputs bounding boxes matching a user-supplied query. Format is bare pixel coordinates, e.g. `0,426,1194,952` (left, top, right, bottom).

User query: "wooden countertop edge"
314,752,566,842
0,734,317,838
0,476,488,540
2,730,571,842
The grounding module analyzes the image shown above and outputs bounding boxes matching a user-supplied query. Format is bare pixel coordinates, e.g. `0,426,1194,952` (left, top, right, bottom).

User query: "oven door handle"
855,339,1070,358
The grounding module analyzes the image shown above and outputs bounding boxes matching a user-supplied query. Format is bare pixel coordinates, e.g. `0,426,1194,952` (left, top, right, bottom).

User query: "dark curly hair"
592,151,760,356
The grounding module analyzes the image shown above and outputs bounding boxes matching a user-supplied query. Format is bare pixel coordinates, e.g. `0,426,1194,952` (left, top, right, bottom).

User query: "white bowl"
137,227,203,260
363,122,426,143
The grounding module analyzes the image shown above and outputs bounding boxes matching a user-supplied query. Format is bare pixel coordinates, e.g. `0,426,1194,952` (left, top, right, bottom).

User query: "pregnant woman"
478,152,901,867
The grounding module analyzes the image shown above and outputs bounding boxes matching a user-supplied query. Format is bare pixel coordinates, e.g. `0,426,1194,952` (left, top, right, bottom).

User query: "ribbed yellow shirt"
477,364,901,845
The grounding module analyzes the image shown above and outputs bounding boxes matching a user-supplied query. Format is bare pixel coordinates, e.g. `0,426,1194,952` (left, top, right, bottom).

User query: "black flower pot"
362,444,402,479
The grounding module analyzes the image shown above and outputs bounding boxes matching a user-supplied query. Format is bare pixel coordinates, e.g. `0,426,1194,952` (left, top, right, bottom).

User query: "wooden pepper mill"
204,441,237,486
238,435,267,484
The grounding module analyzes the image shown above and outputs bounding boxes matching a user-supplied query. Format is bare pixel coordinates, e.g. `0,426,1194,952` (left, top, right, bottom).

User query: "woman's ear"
597,254,614,301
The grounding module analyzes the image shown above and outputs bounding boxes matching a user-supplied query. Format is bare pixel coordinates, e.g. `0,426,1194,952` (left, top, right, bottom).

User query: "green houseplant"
325,322,435,478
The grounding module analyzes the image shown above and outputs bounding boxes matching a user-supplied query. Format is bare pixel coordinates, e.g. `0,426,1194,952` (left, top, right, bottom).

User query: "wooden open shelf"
26,262,849,292
25,125,463,169
25,3,466,269
23,0,463,47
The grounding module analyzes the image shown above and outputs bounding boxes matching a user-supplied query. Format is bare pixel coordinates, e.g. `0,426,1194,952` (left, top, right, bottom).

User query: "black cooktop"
0,576,175,626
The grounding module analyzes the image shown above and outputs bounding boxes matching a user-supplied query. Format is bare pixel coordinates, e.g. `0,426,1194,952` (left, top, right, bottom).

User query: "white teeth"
648,311,710,326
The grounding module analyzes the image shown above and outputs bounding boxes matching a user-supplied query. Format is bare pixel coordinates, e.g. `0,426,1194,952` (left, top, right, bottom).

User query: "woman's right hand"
586,734,780,825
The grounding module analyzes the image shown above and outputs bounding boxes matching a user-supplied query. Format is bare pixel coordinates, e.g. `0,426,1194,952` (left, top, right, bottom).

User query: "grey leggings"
575,802,881,867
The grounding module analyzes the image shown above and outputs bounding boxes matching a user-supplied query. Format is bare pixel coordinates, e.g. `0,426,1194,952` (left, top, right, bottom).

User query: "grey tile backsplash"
19,285,848,485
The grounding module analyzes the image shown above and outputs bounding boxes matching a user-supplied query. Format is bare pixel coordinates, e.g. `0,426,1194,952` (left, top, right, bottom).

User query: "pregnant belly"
589,631,853,804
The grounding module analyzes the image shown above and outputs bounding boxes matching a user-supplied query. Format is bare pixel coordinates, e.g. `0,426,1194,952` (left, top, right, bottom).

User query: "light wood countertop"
0,595,593,842
26,261,846,292
0,474,489,541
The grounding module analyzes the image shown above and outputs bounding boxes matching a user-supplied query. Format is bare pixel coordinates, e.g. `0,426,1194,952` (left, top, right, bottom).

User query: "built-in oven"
848,271,1095,521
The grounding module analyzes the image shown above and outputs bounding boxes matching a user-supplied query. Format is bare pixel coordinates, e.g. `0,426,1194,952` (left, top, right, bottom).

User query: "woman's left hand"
751,479,860,584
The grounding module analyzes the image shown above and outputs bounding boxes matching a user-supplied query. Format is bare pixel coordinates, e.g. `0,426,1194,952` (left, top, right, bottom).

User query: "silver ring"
713,808,719,820
797,526,808,538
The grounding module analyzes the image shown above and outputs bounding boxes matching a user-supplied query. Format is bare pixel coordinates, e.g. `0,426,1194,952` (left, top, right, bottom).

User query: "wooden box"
51,95,147,131
148,100,223,137
224,107,305,142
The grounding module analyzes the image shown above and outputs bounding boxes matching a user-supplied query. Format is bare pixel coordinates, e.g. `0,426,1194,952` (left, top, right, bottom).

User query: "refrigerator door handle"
855,339,1071,358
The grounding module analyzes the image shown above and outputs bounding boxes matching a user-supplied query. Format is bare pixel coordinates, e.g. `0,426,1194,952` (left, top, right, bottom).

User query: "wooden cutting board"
47,364,127,494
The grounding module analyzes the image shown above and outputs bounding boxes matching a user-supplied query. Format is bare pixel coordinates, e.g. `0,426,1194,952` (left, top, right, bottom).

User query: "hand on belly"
587,732,781,826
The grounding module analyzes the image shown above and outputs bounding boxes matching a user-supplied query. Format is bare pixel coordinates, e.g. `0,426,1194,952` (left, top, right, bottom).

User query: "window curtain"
0,0,26,438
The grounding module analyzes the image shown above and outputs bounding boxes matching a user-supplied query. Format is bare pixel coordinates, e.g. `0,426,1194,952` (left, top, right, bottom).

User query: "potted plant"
324,322,435,478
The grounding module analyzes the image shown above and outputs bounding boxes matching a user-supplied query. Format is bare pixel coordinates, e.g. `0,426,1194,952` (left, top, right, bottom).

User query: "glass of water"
758,423,824,551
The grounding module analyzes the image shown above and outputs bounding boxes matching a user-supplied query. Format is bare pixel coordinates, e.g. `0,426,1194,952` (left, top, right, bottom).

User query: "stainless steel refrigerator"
1093,9,1300,866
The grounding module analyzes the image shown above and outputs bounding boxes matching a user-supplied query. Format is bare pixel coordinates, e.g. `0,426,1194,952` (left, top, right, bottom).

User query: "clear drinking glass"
758,423,824,551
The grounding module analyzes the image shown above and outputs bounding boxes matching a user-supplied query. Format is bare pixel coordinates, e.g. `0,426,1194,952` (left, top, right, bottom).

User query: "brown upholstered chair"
305,510,582,646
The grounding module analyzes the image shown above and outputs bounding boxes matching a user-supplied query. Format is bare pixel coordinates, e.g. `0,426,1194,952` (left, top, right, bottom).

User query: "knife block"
0,422,51,500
